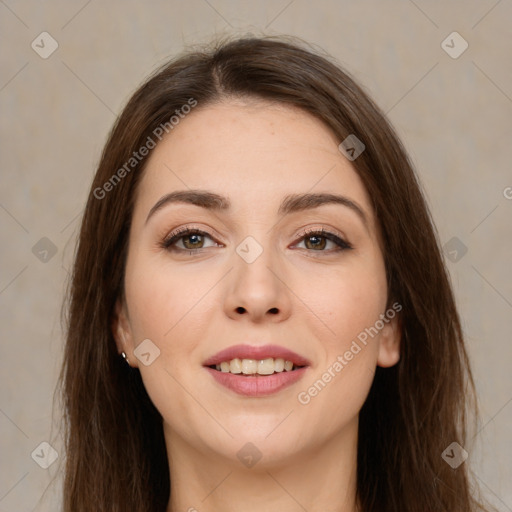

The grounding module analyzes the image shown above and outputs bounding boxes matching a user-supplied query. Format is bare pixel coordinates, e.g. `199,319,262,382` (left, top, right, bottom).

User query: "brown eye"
295,229,352,252
162,228,218,252
181,233,205,249
304,234,327,250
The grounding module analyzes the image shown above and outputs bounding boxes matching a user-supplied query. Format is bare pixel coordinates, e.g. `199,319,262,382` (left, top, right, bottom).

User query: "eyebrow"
145,189,368,227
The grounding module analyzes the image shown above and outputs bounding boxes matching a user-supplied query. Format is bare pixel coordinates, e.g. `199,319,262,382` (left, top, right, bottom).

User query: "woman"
58,35,493,511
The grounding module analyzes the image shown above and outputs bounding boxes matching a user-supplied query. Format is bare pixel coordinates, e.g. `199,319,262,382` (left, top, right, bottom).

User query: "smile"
209,357,303,375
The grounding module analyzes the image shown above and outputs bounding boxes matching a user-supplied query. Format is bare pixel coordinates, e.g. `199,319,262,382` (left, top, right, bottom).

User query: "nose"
223,243,292,323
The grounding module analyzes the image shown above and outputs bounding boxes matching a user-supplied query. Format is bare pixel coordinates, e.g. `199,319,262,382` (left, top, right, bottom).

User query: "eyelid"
161,224,223,249
292,226,353,251
294,225,347,242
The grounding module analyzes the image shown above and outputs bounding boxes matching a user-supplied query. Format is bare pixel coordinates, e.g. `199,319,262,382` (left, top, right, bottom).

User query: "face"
113,99,400,468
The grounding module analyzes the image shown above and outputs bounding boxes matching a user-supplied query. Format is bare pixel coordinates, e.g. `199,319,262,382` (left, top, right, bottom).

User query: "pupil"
184,234,203,249
306,235,325,250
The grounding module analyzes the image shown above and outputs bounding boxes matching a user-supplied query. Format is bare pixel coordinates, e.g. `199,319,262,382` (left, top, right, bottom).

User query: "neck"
164,421,360,512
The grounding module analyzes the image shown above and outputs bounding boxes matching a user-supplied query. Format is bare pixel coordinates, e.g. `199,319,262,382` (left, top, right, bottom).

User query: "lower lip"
204,367,308,397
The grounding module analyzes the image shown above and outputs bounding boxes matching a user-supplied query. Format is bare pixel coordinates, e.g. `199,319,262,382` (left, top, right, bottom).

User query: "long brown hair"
57,35,493,511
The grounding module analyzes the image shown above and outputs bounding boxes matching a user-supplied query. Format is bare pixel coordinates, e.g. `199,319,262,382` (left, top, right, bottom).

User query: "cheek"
292,253,388,433
124,254,210,344
300,257,388,349
122,258,211,436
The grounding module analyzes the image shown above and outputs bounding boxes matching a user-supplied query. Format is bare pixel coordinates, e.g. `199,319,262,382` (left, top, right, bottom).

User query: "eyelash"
160,225,353,255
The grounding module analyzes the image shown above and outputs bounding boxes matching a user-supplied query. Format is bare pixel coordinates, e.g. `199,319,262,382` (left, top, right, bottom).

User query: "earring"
121,351,130,365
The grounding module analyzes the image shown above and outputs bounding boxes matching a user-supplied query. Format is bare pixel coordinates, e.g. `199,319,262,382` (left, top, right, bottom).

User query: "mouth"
203,345,310,397
203,345,311,397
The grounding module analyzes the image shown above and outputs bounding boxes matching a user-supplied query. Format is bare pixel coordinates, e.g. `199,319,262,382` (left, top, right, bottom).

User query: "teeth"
213,357,298,375
242,359,258,375
274,358,285,372
257,358,274,375
229,358,242,374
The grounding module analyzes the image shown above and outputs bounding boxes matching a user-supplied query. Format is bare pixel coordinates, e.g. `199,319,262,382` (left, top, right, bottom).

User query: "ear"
112,298,137,368
376,313,401,368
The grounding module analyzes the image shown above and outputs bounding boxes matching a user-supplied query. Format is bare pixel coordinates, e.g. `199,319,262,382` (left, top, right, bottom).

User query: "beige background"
1,1,511,510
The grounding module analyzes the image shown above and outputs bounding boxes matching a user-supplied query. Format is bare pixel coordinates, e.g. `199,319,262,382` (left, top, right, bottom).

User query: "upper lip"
203,344,311,367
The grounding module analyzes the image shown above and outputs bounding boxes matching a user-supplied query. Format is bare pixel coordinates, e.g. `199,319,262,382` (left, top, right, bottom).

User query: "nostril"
236,306,246,314
268,307,279,314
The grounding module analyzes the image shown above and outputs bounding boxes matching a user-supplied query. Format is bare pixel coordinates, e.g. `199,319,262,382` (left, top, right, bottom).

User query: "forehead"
135,100,374,223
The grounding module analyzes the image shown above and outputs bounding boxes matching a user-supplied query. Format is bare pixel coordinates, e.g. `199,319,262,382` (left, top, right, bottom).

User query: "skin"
113,99,401,512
